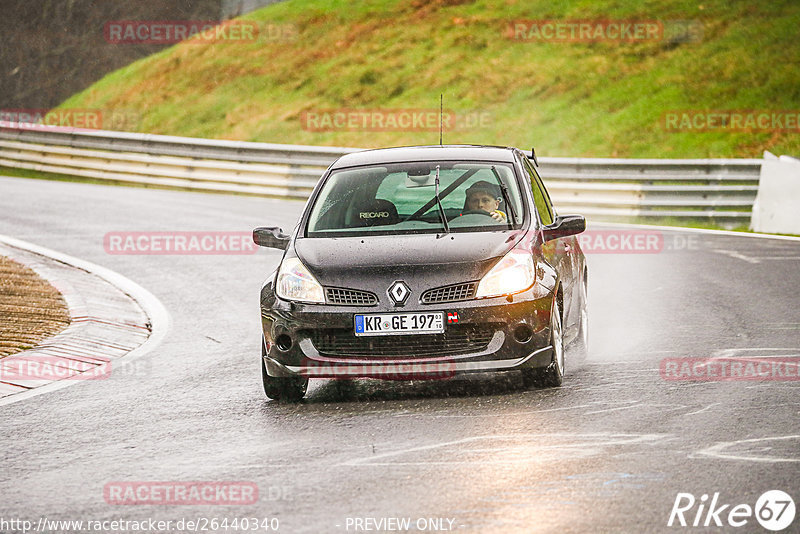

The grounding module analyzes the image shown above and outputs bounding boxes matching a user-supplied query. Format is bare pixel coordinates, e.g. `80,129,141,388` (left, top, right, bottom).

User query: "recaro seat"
346,199,399,227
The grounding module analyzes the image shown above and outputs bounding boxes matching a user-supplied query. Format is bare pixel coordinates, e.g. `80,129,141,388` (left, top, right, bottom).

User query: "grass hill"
57,0,800,158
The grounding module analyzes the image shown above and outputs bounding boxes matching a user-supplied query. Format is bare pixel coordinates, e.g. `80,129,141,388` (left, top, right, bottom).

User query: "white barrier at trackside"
750,151,800,234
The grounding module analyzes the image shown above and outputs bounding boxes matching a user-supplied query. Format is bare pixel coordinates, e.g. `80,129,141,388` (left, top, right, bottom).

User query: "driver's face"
466,192,500,213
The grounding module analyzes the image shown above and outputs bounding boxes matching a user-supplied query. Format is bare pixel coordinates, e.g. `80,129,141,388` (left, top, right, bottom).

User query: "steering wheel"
460,210,497,217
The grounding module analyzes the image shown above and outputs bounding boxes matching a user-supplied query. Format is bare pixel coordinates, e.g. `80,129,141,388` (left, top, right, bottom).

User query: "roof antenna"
439,94,443,146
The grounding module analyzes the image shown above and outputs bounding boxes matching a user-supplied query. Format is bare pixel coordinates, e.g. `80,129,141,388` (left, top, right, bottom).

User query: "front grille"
325,287,378,306
421,282,478,304
308,324,496,358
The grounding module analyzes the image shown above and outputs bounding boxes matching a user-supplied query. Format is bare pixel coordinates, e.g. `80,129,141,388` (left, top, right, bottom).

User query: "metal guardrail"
0,123,762,223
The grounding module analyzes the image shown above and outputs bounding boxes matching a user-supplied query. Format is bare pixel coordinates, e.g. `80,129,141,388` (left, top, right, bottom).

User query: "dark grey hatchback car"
254,145,588,401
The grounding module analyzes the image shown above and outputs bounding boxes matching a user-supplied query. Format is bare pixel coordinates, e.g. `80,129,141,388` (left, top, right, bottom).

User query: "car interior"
307,163,522,234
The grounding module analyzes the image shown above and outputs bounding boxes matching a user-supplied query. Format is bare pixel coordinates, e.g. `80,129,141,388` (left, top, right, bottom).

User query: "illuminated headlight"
276,257,325,303
475,250,535,298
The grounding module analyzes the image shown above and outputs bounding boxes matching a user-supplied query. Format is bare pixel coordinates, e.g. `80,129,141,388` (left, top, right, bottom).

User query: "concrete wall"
751,152,800,234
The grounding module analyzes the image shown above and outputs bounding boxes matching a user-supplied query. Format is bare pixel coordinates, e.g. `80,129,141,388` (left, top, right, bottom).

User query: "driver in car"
463,180,507,222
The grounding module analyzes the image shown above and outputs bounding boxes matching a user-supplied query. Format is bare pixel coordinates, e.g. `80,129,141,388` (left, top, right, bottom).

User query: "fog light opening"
514,324,533,344
275,334,293,352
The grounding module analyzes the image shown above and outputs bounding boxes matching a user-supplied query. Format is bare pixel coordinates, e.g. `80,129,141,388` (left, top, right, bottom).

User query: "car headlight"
276,257,325,303
475,250,535,298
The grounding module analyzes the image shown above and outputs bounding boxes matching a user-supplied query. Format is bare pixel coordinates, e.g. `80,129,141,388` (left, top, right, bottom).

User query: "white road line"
713,249,761,263
683,403,721,416
584,403,687,416
341,433,668,466
584,403,643,415
745,384,800,389
589,351,677,360
696,435,800,463
685,383,712,388
712,347,800,358
394,403,598,418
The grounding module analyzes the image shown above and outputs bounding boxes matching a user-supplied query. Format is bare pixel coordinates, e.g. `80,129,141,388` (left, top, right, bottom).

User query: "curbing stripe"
0,235,170,407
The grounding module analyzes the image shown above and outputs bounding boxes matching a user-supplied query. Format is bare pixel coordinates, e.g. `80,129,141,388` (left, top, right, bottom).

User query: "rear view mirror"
253,227,290,250
405,168,435,188
542,215,586,242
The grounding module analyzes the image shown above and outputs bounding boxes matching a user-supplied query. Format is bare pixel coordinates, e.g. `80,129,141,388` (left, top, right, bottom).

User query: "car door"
520,155,578,324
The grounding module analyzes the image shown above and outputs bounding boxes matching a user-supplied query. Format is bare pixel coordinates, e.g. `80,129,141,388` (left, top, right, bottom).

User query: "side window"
522,156,554,226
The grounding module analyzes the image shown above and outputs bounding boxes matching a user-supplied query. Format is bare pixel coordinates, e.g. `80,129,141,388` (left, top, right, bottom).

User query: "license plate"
354,312,445,336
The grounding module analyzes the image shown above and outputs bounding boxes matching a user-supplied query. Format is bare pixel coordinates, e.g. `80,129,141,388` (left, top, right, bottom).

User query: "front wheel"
522,299,564,388
261,342,308,402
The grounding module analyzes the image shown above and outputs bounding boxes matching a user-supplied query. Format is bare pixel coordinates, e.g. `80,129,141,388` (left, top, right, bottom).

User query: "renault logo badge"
388,281,410,306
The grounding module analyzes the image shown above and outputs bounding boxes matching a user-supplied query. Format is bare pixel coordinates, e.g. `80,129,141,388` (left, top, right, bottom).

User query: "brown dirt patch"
0,256,71,358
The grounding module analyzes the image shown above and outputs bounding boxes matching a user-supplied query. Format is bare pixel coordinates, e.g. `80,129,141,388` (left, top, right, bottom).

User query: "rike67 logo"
668,490,795,531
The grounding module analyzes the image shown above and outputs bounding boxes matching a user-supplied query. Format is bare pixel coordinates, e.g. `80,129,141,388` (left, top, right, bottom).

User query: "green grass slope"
58,0,800,157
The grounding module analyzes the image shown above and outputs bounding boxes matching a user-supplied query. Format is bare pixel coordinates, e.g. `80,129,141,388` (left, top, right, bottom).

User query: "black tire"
522,299,565,388
261,341,308,402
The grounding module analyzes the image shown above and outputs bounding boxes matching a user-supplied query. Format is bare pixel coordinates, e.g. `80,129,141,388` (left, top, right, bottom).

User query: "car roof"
329,145,519,169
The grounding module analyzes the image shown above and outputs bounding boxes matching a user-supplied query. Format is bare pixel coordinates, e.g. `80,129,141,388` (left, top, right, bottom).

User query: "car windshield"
306,161,525,237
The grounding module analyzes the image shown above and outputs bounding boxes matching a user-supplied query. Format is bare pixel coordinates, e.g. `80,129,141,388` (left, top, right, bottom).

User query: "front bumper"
261,287,556,379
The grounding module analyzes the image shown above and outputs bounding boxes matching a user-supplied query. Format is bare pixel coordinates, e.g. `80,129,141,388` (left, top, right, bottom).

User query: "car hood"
294,231,526,289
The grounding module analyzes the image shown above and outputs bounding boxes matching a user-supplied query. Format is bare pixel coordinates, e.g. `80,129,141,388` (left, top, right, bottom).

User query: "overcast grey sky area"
0,0,282,110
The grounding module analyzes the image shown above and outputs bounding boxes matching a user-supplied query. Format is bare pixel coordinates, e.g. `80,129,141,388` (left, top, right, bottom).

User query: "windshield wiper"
491,165,516,230
433,165,450,234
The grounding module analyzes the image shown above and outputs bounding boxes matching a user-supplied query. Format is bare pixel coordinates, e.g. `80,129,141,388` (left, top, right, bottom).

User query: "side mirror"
253,227,290,250
542,214,586,242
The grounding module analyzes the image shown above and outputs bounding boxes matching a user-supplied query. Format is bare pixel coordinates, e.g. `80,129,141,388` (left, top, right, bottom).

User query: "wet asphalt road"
0,176,798,534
